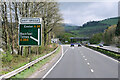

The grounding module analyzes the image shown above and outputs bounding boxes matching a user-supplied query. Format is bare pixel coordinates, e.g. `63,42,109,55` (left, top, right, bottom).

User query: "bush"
39,46,46,54
23,47,28,57
2,51,13,62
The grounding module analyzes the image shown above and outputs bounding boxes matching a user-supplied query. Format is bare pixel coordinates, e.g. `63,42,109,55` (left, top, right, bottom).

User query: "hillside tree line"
89,24,120,47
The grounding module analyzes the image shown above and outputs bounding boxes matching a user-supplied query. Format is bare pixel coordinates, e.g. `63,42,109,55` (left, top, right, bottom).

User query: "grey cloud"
59,2,118,26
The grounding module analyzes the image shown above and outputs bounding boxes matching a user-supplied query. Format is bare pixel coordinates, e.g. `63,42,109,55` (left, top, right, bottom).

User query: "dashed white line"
79,47,94,73
83,56,85,58
90,69,94,72
87,63,90,65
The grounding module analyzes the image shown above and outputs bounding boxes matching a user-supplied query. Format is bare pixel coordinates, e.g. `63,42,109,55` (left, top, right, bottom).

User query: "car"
78,43,81,47
70,43,74,47
98,44,103,47
87,43,90,46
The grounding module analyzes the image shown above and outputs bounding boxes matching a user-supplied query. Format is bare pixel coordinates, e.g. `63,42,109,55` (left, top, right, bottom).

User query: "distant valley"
63,17,118,37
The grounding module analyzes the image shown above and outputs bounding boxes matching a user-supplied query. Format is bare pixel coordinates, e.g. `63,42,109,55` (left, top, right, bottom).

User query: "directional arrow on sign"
30,28,40,45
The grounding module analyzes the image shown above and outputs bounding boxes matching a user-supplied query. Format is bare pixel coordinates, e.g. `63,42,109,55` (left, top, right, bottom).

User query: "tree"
115,18,120,36
8,2,14,54
89,33,103,44
13,2,20,55
103,25,116,44
1,1,63,56
1,2,8,50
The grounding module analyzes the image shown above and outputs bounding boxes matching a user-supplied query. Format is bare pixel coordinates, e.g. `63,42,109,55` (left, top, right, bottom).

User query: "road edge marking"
83,46,119,63
41,46,69,79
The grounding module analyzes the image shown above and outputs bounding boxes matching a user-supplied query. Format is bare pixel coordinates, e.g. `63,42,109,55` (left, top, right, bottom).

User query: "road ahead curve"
45,45,118,78
32,45,118,79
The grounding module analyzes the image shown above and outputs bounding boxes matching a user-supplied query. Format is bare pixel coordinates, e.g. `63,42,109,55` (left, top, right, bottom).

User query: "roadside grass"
1,44,58,75
9,46,61,78
86,46,120,60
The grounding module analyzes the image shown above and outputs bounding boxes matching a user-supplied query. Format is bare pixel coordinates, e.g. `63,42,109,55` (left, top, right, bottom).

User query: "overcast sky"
59,2,118,26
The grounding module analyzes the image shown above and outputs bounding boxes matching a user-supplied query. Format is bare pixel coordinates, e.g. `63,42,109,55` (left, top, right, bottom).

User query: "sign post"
19,18,42,46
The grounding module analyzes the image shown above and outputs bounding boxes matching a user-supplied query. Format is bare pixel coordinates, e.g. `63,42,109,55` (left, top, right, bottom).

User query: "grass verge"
9,46,61,79
1,44,58,75
86,46,120,60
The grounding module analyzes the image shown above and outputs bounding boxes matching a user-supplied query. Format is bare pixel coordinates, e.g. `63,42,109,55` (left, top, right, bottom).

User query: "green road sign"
19,18,42,46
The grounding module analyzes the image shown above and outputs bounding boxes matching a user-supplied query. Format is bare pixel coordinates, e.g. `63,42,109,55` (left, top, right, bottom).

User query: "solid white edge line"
83,46,119,63
41,46,69,79
62,45,63,55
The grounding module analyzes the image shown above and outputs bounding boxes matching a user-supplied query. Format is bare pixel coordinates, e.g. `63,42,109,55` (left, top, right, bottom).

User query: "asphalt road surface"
33,45,119,79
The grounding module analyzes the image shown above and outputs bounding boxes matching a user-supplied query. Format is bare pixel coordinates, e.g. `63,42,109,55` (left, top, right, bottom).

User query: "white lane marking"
42,46,69,79
83,56,85,58
85,59,87,61
87,63,90,65
83,46,119,63
90,69,94,72
64,48,68,55
71,47,74,49
97,52,119,63
62,45,63,55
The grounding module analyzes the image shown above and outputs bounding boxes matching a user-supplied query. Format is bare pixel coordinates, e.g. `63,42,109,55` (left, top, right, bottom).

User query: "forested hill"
63,17,118,37
62,23,80,32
